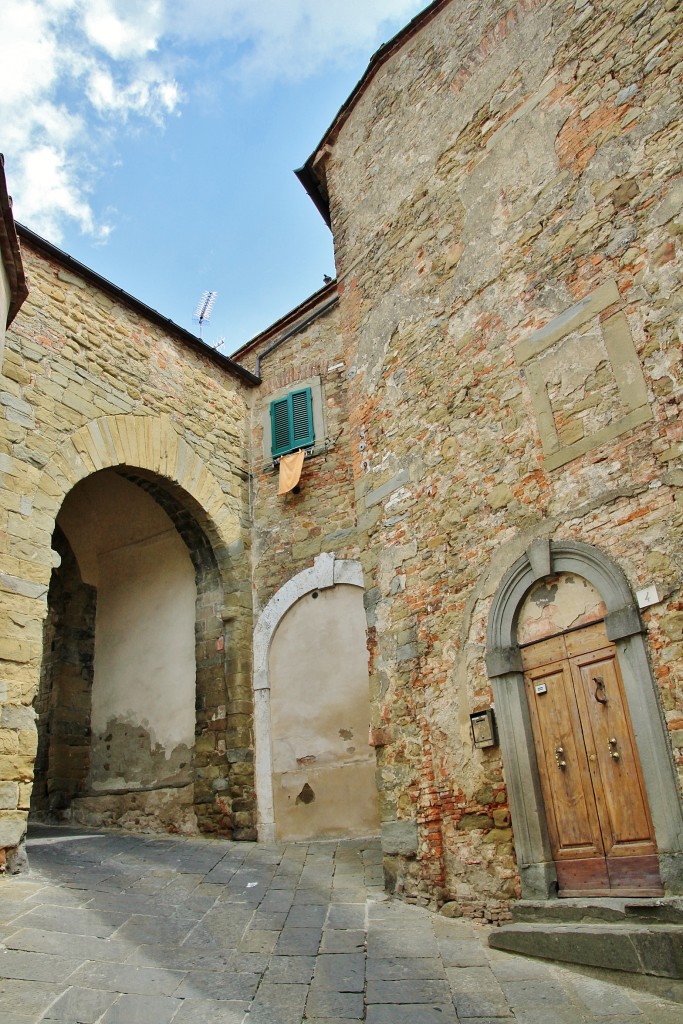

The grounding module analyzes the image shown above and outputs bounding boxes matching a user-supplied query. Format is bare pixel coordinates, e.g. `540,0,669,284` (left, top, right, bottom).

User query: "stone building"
1,0,682,926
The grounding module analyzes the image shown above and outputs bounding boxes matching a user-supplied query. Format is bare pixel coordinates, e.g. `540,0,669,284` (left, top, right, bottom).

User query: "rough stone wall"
241,293,362,616
318,0,683,917
0,240,254,861
31,529,96,818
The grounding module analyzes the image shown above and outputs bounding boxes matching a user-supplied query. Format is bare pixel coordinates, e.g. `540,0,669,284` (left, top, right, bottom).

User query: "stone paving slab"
0,824,681,1023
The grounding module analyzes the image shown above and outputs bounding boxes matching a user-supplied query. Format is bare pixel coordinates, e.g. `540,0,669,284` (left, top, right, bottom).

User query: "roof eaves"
0,156,29,328
16,224,260,387
296,0,452,223
231,280,338,360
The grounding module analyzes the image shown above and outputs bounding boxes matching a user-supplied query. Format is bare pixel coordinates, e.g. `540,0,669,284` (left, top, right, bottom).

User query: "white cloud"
0,0,426,242
20,144,110,240
167,0,426,81
0,0,179,241
82,0,164,60
86,66,180,122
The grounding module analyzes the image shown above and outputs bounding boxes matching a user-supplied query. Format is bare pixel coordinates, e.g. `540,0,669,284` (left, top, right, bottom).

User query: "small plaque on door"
535,683,548,695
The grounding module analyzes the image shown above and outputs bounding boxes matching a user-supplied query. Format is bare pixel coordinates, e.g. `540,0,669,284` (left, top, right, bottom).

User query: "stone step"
511,897,683,925
489,921,683,980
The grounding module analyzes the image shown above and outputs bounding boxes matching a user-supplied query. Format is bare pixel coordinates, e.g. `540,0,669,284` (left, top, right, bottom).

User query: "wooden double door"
521,621,662,896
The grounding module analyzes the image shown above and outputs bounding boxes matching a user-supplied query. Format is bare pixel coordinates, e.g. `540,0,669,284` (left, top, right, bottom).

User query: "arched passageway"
31,467,253,838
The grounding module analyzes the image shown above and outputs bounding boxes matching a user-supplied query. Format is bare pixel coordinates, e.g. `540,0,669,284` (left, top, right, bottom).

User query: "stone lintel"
515,279,621,365
365,468,410,509
604,604,644,641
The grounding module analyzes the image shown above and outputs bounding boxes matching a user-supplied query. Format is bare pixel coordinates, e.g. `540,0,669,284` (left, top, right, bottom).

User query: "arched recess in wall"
486,538,683,899
253,553,379,842
28,414,253,839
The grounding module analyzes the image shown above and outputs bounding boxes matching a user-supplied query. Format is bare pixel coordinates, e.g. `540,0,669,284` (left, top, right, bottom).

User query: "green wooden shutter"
271,397,292,456
290,388,314,448
270,387,314,457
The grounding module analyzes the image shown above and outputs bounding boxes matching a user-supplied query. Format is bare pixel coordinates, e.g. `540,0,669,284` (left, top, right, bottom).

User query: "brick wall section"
0,242,254,861
318,0,683,917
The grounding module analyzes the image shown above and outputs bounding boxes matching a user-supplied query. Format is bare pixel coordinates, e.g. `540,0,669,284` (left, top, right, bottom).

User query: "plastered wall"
269,584,379,841
57,473,196,820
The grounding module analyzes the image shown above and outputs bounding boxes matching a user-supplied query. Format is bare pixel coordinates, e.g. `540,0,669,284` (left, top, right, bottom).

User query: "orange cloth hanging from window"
278,449,305,495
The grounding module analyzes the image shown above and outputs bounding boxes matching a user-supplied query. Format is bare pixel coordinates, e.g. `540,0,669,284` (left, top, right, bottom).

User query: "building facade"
1,0,682,920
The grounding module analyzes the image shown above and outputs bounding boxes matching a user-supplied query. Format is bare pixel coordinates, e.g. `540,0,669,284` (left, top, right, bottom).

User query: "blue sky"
1,1,427,353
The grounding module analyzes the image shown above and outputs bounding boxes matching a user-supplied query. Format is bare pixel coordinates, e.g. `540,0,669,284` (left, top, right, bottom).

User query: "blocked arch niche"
252,553,369,842
30,414,253,839
486,539,683,899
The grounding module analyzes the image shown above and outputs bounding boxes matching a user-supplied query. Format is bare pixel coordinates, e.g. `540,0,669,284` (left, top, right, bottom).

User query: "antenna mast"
193,290,217,339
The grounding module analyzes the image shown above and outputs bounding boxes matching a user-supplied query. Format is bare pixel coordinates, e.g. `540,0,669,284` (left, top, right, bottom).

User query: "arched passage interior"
31,467,252,837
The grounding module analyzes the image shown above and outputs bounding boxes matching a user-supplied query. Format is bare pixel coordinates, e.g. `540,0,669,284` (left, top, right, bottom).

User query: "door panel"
570,648,655,850
521,624,661,896
525,660,605,857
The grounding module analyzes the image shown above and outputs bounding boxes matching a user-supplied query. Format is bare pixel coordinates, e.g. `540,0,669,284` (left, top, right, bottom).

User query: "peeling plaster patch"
88,718,193,794
296,783,316,805
339,728,353,740
517,573,607,645
528,582,559,607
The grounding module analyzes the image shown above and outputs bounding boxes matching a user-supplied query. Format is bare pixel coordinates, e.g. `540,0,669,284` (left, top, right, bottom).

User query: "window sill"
262,440,332,474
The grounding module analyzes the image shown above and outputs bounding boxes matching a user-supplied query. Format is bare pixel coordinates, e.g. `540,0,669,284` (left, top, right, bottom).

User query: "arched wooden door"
521,621,662,896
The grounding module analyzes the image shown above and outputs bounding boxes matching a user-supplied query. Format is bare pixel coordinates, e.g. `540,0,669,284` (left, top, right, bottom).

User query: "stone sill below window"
262,439,333,474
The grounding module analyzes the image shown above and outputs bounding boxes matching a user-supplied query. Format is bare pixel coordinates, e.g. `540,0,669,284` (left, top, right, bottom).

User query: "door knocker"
593,675,608,705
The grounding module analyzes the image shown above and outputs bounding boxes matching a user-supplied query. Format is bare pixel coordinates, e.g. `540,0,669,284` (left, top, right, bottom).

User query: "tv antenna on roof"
193,290,217,338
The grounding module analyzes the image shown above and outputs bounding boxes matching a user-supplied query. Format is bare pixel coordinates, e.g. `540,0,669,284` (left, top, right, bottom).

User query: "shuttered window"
270,387,314,457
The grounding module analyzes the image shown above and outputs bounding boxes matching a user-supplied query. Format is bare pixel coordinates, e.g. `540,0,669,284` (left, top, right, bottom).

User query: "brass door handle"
555,745,566,769
608,737,620,761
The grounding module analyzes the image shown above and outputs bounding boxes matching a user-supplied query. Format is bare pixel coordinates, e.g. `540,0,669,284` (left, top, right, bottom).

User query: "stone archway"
4,413,253,863
486,538,683,898
252,553,378,842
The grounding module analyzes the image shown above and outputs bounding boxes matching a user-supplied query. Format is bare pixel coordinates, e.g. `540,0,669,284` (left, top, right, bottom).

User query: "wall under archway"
253,553,379,842
486,538,683,898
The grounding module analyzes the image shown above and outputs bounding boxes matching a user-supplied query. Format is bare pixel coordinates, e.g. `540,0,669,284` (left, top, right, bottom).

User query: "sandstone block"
0,811,27,847
0,781,19,809
0,637,30,663
488,484,513,510
1,705,36,730
381,818,418,856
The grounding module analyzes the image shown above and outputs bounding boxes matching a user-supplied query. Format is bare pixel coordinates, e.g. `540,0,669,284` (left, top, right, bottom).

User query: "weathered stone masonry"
236,284,360,619
0,231,258,862
300,0,683,915
1,0,682,922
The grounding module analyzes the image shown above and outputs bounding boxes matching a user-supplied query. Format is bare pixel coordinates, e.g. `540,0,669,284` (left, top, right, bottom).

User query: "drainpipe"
255,295,339,378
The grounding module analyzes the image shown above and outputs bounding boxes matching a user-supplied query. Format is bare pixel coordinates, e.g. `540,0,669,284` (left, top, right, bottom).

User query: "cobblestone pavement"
0,824,681,1023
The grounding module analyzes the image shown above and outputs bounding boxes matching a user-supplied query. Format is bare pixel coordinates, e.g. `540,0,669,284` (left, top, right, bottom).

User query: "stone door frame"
485,538,683,898
252,553,365,842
